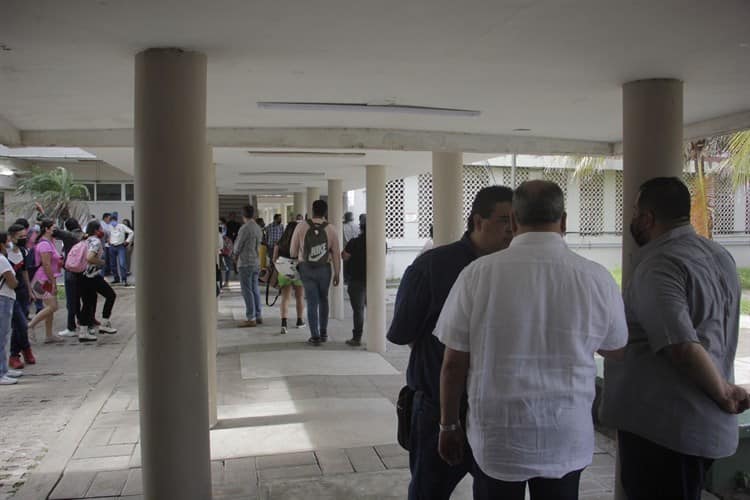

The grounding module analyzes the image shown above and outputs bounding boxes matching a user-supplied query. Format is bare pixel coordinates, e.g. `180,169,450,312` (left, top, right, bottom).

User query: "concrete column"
251,195,259,211
366,165,387,353
205,147,218,428
617,78,683,500
622,79,683,286
432,152,464,246
306,186,320,217
294,192,306,220
134,48,211,499
328,179,345,320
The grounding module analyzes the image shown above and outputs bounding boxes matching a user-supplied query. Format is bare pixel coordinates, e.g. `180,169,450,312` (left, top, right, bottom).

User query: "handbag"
396,385,416,451
30,273,54,299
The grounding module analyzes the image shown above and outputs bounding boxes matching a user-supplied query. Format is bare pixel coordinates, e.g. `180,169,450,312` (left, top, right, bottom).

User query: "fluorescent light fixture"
258,102,480,117
247,150,365,158
238,171,326,177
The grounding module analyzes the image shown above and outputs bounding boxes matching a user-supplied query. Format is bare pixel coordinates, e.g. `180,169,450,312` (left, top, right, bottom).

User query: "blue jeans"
298,263,331,339
408,391,471,500
238,266,261,321
0,296,15,377
10,294,30,356
108,245,128,283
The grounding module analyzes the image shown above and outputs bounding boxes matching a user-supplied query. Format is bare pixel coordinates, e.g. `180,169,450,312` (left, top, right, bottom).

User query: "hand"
333,274,340,287
438,428,465,466
719,384,750,414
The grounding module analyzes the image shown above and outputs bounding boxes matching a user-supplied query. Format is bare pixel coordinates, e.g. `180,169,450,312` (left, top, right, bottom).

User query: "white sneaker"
99,320,117,334
6,369,23,378
78,331,98,342
280,326,288,335
0,375,18,385
58,328,79,337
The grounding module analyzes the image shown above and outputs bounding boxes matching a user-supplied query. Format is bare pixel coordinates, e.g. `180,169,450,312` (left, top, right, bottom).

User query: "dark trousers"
65,272,82,331
10,294,30,356
618,430,713,500
408,392,470,500
79,274,116,326
347,280,366,340
472,457,582,500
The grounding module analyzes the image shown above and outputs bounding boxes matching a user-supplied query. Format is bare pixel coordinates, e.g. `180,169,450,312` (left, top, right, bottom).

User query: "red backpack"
65,240,89,273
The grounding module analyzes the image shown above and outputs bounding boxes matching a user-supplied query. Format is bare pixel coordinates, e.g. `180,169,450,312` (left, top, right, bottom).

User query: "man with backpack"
290,199,341,346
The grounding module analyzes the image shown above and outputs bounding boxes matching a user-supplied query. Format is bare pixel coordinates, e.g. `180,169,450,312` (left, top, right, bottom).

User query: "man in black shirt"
387,186,514,500
342,220,366,346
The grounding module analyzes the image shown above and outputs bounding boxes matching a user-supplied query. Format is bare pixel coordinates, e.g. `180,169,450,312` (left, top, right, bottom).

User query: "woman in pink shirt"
28,219,63,343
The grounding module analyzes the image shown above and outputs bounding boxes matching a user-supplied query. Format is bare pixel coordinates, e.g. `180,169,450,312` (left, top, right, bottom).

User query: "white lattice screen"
713,174,735,235
542,169,569,208
579,173,605,235
746,187,750,234
463,166,491,221
514,168,530,188
615,171,624,233
385,179,405,238
418,174,433,238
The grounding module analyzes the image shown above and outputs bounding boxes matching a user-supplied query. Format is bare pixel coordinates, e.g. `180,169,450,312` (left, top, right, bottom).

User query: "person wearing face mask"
600,177,748,500
77,221,118,342
54,218,85,338
0,231,22,385
7,224,34,370
28,219,63,343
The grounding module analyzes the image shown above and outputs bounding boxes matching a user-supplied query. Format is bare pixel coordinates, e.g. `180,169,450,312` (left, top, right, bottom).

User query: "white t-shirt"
0,254,16,300
434,232,627,481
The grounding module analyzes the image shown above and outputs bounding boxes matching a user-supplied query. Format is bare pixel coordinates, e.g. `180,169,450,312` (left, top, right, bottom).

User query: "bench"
593,356,750,497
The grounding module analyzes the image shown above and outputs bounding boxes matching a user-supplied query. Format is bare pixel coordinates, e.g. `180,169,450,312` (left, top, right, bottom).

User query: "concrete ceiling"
2,0,750,192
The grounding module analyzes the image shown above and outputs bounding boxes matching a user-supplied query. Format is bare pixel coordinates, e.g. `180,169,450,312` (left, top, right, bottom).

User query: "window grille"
418,173,433,238
542,169,569,209
746,186,750,234
713,174,735,235
463,166,491,222
385,179,405,238
615,171,624,233
579,173,605,235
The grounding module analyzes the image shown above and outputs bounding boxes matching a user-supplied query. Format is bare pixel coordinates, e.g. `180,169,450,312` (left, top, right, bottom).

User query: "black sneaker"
320,334,328,343
345,339,361,347
296,319,306,328
307,337,321,346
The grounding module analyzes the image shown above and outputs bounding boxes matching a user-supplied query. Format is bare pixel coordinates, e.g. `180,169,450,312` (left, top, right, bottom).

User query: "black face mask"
16,238,27,248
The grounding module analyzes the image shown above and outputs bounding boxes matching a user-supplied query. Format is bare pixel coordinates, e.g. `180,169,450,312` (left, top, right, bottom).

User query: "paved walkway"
2,282,747,499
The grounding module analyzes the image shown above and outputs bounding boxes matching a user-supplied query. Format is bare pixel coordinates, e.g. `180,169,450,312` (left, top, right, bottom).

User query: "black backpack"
302,220,329,266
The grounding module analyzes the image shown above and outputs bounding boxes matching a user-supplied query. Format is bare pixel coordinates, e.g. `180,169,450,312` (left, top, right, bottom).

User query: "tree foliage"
12,166,90,223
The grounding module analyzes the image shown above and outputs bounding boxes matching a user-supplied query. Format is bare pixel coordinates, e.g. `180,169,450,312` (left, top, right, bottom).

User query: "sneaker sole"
78,338,98,343
98,330,117,334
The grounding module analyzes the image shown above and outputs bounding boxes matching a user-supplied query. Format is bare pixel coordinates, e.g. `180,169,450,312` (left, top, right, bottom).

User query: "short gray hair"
513,181,565,225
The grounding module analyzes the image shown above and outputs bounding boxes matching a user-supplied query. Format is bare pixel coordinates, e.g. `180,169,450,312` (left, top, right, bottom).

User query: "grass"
610,268,750,315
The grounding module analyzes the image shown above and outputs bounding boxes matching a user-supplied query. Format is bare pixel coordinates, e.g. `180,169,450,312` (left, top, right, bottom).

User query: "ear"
472,213,482,232
510,212,519,235
560,212,567,235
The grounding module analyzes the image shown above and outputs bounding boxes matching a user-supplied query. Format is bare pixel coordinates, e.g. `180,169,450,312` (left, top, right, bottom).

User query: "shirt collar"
508,231,566,248
631,223,694,266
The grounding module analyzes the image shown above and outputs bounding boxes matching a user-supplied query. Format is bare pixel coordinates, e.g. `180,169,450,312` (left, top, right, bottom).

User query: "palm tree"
12,166,90,223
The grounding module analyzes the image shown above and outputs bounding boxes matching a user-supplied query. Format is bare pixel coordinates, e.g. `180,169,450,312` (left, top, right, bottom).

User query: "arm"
664,342,749,413
87,250,105,266
329,226,341,284
41,251,54,281
232,226,246,261
438,347,470,465
2,270,18,289
272,244,279,262
386,265,430,346
289,224,304,260
21,270,30,296
123,224,134,244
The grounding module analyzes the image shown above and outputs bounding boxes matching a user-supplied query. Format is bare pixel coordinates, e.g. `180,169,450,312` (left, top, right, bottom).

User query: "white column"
617,78,683,500
432,152,464,246
622,79,683,286
294,192,306,219
306,187,320,217
205,147,218,428
251,195,259,212
328,179,345,320
134,48,211,499
366,165,387,353
403,176,420,240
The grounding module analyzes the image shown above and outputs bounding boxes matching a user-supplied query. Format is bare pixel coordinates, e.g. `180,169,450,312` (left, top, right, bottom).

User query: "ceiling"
2,0,749,192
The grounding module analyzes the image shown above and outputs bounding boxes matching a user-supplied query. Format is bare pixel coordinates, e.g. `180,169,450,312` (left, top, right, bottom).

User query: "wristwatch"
439,422,461,432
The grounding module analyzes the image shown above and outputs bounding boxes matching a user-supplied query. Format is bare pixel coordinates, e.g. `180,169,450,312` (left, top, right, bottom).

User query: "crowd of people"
0,212,133,385
388,178,749,500
218,204,367,346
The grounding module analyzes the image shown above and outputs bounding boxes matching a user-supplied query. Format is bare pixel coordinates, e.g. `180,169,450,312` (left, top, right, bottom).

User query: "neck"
468,232,490,256
514,224,562,237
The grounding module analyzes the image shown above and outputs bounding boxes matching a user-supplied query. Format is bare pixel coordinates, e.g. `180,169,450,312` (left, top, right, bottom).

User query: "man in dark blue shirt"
387,185,514,500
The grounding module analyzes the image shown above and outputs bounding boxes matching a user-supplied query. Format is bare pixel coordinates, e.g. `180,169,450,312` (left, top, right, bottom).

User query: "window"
125,183,134,201
96,183,122,201
82,184,95,200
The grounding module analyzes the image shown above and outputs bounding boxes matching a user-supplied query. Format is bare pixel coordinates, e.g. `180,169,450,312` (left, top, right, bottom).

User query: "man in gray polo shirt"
601,177,749,500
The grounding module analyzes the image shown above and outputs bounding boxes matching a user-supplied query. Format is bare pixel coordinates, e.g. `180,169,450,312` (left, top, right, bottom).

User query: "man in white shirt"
435,180,628,500
108,215,134,286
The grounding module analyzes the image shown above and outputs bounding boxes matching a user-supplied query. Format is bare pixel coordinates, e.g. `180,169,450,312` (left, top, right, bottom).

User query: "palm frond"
723,130,750,189
568,155,609,180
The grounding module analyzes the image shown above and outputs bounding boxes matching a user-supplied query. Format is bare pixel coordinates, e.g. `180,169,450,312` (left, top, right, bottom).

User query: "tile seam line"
12,335,137,500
